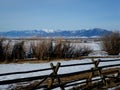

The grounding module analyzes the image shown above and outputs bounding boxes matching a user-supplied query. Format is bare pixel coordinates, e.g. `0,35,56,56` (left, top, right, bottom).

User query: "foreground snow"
0,58,120,90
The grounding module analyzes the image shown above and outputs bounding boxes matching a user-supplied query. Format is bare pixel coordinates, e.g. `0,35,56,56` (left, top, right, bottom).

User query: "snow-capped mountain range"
0,28,112,38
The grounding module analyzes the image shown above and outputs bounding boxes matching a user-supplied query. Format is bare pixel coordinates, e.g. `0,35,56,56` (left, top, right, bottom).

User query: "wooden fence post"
48,62,65,90
92,59,108,88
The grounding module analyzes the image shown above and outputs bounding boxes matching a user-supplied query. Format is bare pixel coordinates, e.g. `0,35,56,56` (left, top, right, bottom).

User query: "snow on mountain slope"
42,29,55,33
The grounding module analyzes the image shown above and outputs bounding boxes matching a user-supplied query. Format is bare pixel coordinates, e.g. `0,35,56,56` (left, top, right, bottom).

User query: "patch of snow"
89,51,108,56
42,29,55,33
99,58,120,67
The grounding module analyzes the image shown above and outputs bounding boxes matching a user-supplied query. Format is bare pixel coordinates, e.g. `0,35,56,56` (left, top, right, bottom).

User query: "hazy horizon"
0,28,117,33
0,0,120,31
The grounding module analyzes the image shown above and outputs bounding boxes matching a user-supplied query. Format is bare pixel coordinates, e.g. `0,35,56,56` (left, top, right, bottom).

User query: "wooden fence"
0,58,120,90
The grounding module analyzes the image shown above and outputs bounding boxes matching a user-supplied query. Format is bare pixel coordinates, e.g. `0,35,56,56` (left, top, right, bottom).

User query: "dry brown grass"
0,38,92,63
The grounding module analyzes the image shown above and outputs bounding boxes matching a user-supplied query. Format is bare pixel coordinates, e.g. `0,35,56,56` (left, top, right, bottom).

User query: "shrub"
73,46,92,58
51,39,74,59
52,39,65,58
102,32,120,55
80,46,92,56
31,41,49,60
29,39,92,60
61,42,74,58
0,38,11,62
11,41,25,60
3,41,11,61
0,38,5,61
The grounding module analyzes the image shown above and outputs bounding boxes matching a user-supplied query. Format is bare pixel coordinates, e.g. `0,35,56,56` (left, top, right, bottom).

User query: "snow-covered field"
0,58,120,90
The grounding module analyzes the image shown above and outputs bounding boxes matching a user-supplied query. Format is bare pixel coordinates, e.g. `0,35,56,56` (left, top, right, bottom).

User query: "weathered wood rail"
0,58,120,90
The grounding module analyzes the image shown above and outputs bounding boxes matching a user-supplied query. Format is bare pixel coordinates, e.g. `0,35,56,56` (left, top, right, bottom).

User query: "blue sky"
0,0,120,31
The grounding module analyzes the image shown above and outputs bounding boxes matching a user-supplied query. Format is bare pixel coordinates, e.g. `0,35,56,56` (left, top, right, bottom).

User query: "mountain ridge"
0,28,112,37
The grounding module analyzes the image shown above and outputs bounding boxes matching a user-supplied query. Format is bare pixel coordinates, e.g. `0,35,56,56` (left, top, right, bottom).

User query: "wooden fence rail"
0,58,120,90
0,59,119,76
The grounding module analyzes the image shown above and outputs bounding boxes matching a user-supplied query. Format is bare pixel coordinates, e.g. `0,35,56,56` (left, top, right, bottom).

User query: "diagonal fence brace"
48,62,65,90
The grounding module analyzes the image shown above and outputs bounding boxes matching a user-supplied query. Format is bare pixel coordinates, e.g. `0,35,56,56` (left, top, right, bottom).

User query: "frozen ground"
0,58,120,90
